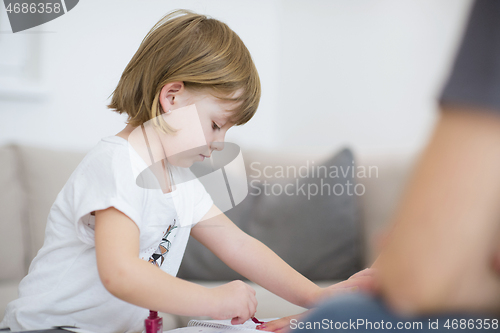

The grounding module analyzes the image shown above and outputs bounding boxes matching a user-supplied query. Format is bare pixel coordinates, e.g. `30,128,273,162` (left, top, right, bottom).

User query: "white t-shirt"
1,136,213,333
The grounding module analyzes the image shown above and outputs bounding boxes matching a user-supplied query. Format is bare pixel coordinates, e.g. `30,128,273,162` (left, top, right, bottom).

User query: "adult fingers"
257,315,296,332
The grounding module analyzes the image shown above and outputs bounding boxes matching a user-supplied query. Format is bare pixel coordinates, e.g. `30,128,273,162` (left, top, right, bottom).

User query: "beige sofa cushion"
16,145,86,263
179,148,363,281
0,146,27,281
0,280,21,320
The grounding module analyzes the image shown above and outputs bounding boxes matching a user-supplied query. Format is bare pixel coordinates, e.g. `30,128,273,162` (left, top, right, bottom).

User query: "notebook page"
187,318,277,332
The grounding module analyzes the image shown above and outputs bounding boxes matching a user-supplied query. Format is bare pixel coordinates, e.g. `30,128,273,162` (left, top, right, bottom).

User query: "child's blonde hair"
108,9,261,133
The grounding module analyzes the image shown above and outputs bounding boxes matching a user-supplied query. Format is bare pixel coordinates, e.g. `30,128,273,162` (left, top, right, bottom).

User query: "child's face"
158,86,239,168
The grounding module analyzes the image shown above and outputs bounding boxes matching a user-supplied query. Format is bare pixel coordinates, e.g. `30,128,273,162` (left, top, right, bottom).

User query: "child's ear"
159,81,184,111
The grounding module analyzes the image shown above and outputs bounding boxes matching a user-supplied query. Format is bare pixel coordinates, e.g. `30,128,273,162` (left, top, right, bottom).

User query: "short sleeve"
439,0,500,113
190,176,214,225
71,143,145,245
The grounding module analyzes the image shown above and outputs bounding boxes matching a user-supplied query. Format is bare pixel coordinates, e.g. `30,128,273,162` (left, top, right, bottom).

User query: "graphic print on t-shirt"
148,217,178,267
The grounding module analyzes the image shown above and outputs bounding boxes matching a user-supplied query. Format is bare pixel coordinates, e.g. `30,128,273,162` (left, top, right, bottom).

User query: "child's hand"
208,280,258,325
315,268,379,304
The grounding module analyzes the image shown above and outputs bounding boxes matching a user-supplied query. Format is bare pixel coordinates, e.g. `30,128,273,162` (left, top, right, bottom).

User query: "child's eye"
212,122,221,130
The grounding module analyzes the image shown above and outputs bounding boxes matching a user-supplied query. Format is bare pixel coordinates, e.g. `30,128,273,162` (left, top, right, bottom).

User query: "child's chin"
169,159,195,168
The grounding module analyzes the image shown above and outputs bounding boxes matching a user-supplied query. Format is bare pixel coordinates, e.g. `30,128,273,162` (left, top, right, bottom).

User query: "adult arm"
378,0,500,315
378,106,500,314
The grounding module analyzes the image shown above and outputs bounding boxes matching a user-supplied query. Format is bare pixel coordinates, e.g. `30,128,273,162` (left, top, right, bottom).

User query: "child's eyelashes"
212,121,221,131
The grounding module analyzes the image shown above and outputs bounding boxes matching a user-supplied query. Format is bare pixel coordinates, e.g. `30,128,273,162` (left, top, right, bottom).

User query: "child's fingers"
231,316,244,325
231,312,253,326
247,285,258,319
247,283,257,296
231,293,257,326
249,286,258,309
243,283,257,313
248,299,257,322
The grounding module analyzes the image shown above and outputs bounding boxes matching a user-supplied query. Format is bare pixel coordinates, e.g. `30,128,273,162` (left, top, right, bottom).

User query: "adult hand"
257,268,379,332
256,311,312,333
316,268,379,304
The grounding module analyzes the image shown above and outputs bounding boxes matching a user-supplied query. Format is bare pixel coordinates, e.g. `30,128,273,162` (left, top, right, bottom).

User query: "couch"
0,143,416,330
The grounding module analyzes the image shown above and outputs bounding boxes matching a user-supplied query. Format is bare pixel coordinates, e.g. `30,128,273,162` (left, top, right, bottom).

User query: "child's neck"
115,124,135,141
115,125,174,194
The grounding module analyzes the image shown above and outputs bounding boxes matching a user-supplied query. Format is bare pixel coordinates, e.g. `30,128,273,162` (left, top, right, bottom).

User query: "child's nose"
211,141,224,151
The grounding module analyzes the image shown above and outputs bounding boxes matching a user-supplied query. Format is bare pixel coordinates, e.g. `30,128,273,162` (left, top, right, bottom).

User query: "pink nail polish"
145,310,163,333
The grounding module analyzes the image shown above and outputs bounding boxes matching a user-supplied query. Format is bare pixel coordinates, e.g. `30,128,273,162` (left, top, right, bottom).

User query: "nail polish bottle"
145,310,163,333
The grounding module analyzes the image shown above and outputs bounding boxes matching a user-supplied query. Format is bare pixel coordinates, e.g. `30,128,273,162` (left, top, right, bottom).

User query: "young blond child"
1,9,373,333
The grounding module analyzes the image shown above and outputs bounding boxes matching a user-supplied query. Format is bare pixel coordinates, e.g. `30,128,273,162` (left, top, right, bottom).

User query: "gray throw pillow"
178,148,363,281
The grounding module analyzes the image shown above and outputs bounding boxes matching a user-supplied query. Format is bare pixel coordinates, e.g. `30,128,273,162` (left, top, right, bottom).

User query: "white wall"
273,0,472,157
0,0,472,158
